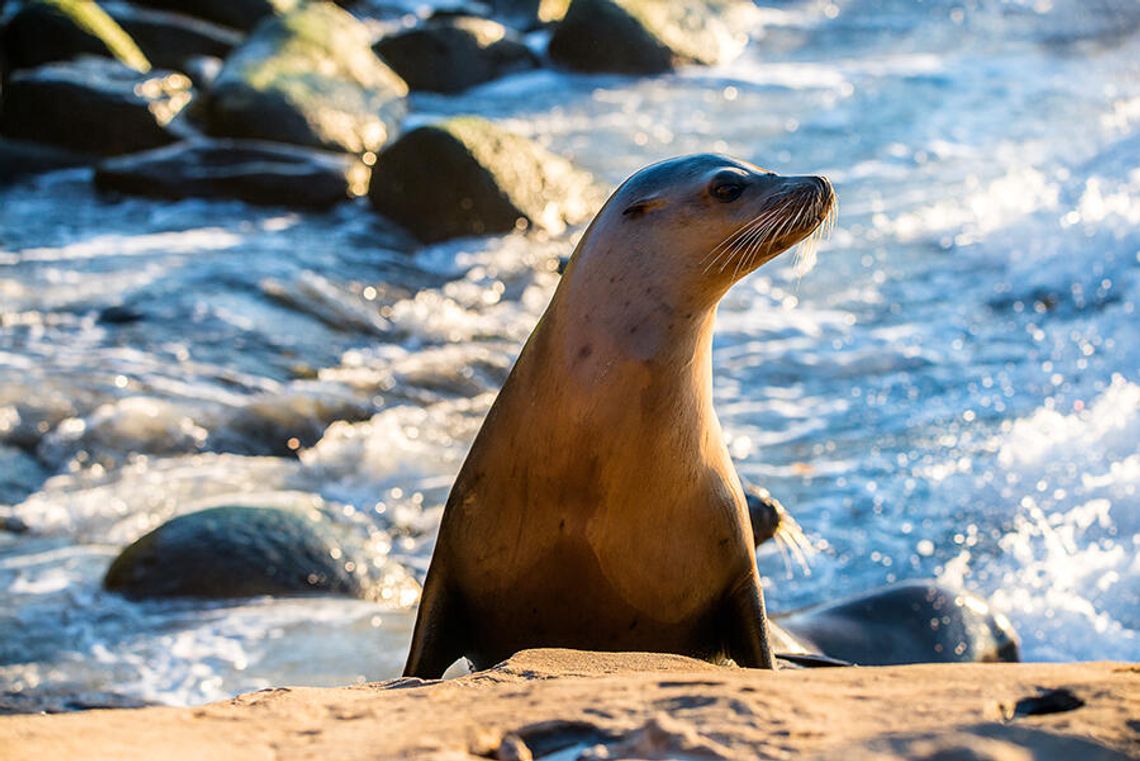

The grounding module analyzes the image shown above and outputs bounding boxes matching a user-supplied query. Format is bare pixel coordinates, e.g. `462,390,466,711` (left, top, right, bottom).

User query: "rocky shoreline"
2,650,1136,760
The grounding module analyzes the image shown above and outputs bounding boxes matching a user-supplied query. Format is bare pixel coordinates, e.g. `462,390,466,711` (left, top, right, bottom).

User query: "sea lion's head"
568,154,835,312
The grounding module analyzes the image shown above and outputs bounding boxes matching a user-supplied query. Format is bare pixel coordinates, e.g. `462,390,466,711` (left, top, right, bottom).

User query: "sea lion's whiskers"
702,205,778,266
702,190,797,273
774,511,815,577
740,205,789,274
792,194,837,279
726,209,783,276
702,213,767,273
740,202,798,275
773,536,795,580
706,210,770,273
791,206,817,278
746,202,789,272
733,198,795,270
729,207,783,277
710,206,783,275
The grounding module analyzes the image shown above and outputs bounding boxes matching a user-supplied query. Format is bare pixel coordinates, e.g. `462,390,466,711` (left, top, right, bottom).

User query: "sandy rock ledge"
1,650,1136,760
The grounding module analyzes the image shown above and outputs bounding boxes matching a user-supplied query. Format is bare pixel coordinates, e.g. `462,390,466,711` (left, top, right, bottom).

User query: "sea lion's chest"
447,456,751,627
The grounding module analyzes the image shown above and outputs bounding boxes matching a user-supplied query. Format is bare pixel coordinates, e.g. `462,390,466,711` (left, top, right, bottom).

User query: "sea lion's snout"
752,174,836,257
810,176,836,218
783,175,835,221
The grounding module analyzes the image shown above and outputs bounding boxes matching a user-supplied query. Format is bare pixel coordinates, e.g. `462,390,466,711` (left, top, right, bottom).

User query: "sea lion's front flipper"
403,566,468,679
722,571,776,670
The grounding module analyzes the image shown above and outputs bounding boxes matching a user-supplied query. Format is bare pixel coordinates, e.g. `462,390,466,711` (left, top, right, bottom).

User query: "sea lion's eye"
711,182,745,202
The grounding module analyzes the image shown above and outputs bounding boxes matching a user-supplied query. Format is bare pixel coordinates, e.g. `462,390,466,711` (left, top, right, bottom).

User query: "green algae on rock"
368,116,603,242
204,3,407,154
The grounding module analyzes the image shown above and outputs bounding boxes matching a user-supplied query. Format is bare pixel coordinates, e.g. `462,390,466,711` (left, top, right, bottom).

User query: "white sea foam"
956,377,1140,659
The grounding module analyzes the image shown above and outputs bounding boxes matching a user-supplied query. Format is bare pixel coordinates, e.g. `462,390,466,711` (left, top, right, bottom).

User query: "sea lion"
773,581,1021,665
404,154,835,678
743,488,1020,666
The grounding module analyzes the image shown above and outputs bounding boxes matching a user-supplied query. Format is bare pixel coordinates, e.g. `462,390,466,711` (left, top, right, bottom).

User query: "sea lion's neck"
558,247,718,366
533,255,721,425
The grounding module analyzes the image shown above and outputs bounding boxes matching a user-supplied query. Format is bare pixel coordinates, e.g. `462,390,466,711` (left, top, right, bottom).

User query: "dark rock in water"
104,506,383,600
96,304,146,324
0,138,91,184
374,16,538,94
1,515,30,534
548,0,735,74
0,0,151,76
429,1,494,21
94,139,367,208
0,58,192,155
101,2,243,71
127,0,301,32
491,0,569,27
368,116,602,242
777,581,1022,666
204,3,407,154
207,392,373,456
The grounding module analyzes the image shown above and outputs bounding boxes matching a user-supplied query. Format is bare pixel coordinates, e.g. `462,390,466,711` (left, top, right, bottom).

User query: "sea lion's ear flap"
621,196,667,219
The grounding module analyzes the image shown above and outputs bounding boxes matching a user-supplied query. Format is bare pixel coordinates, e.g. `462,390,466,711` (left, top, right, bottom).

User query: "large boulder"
0,0,151,75
0,58,191,155
204,3,407,154
95,139,368,208
368,116,603,242
548,0,736,74
126,0,301,32
103,506,398,600
101,2,243,72
374,16,538,94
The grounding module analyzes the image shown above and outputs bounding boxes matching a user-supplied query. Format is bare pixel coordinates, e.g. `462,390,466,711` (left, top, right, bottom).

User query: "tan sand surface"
1,649,1136,760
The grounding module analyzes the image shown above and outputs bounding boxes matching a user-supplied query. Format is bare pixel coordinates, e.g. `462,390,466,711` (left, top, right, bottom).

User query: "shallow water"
2,0,1138,707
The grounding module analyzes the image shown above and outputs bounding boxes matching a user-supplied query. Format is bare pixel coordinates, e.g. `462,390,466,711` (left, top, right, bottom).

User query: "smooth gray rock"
0,58,191,155
368,116,602,242
102,2,243,71
374,16,538,94
103,506,387,600
95,139,367,208
127,0,301,32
